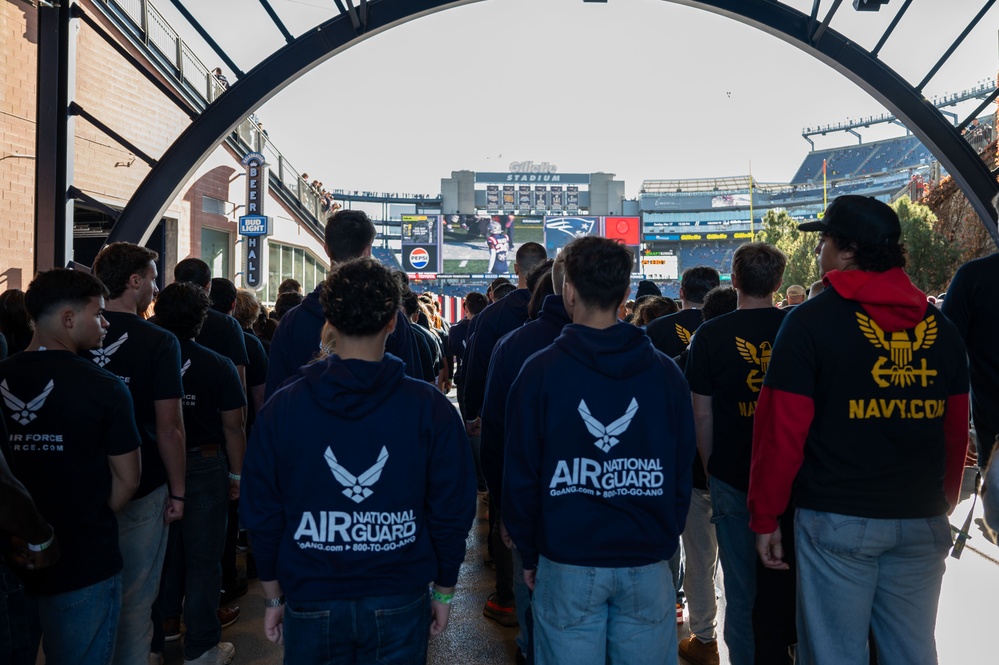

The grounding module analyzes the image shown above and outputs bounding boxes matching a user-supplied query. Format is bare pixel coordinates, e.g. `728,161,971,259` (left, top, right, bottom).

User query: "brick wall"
0,0,38,289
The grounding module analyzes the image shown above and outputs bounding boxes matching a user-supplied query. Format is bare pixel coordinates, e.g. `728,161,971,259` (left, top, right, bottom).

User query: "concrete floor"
149,468,999,665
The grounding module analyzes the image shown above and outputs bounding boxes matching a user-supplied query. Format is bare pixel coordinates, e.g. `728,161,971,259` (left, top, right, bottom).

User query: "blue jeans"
0,563,40,665
283,591,430,665
37,573,122,665
160,454,229,660
113,484,169,665
533,556,677,665
795,508,951,665
709,477,755,665
512,548,530,657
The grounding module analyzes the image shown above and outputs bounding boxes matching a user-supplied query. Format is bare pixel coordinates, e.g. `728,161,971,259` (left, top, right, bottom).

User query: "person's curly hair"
320,258,401,337
153,282,210,339
633,296,678,326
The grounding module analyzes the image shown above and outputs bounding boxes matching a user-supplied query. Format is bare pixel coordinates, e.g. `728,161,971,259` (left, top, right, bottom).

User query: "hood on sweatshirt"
824,267,928,332
301,353,406,420
554,322,661,381
538,295,571,328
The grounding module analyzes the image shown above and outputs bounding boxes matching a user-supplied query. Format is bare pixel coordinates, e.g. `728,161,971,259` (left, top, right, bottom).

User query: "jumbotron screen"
400,215,640,279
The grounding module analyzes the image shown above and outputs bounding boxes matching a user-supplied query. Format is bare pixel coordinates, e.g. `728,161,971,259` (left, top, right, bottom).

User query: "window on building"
263,240,328,303
202,227,230,279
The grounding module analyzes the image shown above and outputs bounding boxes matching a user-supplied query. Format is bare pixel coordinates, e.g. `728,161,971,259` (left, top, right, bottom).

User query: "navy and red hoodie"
503,322,696,570
748,268,969,534
242,354,476,602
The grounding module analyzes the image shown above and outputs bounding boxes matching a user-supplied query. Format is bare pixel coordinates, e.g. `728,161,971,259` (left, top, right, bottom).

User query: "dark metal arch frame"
107,0,999,247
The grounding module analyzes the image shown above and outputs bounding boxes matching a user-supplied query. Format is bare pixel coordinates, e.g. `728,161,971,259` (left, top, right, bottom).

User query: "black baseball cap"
798,195,901,246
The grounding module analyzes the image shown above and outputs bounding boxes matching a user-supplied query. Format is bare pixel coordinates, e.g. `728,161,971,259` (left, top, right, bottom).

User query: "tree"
757,209,820,295
892,196,962,296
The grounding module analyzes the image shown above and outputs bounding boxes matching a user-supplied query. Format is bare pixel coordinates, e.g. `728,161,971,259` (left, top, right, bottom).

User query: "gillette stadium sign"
476,162,590,185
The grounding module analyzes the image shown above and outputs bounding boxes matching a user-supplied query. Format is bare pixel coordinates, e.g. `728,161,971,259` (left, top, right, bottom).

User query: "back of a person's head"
321,258,401,336
277,278,302,295
25,269,108,323
561,237,633,310
464,292,488,315
92,242,159,299
701,286,738,321
634,296,679,326
493,282,517,301
174,257,212,287
731,243,786,299
401,290,419,317
515,242,548,275
209,278,238,313
526,259,555,294
324,209,376,263
0,288,34,348
234,289,261,329
823,196,906,272
528,266,555,320
273,291,304,319
680,266,721,304
154,282,211,339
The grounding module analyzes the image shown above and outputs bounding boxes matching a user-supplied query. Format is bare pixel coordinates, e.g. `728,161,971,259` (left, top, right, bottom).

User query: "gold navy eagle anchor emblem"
675,324,693,347
736,338,771,393
857,313,938,388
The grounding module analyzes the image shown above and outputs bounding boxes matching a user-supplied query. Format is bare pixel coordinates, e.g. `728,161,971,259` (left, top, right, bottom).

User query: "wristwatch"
263,595,285,608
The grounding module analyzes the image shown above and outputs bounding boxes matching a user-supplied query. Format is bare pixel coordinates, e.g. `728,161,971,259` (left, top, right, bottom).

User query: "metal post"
34,1,77,272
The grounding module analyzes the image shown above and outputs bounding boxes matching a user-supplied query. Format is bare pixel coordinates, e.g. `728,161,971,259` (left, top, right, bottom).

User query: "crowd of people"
1,196,998,665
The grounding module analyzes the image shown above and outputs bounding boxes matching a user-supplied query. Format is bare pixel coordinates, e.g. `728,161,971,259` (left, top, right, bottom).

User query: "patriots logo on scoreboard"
546,217,595,239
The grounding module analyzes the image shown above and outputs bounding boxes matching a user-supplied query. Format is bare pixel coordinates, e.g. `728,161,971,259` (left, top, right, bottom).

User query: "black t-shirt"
84,312,183,498
942,253,999,465
685,307,787,491
179,340,246,450
766,292,968,518
243,330,268,389
0,351,141,595
646,309,705,358
196,310,249,368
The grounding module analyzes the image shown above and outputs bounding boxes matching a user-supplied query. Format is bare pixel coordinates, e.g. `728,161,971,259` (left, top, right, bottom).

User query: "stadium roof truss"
35,0,999,268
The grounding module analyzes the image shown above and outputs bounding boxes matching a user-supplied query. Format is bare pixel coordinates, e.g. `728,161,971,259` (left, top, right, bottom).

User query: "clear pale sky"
156,0,998,197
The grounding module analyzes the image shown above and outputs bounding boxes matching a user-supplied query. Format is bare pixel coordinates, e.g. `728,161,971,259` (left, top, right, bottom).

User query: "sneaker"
217,606,240,629
678,636,720,665
483,593,518,627
219,579,248,606
163,617,181,642
185,642,235,664
676,602,685,625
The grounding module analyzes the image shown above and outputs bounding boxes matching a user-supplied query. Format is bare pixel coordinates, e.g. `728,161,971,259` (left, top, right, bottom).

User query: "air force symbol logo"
579,398,639,453
1,380,55,426
324,446,389,504
90,333,128,368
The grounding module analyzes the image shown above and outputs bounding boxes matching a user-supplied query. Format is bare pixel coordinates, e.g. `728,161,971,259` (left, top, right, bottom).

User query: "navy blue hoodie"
481,295,571,508
264,285,423,397
242,354,476,602
503,323,696,570
461,289,532,421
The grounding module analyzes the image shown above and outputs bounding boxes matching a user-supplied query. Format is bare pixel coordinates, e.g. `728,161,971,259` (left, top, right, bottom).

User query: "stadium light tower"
854,0,890,10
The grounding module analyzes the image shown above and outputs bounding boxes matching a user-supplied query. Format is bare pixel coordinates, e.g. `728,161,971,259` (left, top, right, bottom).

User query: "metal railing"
93,0,340,226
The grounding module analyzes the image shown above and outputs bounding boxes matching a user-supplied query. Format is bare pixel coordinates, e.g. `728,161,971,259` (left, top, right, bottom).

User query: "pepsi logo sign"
409,247,430,269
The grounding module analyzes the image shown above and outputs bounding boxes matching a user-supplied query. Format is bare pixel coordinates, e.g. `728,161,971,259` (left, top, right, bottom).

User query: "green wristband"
430,589,454,605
